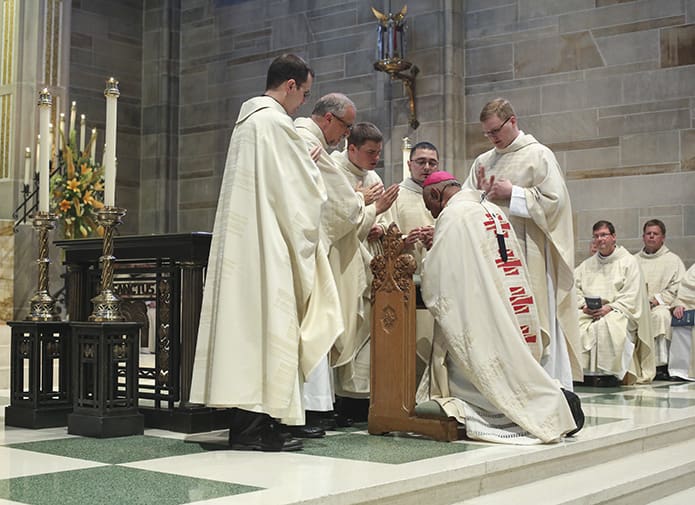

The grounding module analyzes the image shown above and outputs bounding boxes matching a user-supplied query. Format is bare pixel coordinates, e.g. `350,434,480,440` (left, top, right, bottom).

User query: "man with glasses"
463,98,582,391
294,93,371,434
417,171,582,444
574,220,654,384
190,54,336,451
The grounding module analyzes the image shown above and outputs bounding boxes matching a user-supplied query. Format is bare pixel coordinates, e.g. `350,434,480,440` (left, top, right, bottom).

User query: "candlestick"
59,112,65,144
402,136,411,182
38,89,52,213
27,212,60,321
69,101,76,135
89,206,127,321
24,147,31,187
79,114,86,153
104,77,120,207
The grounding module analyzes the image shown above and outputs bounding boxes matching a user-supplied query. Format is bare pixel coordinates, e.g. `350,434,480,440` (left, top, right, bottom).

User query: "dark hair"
643,219,666,235
265,54,314,91
410,141,438,160
348,122,383,147
592,220,615,235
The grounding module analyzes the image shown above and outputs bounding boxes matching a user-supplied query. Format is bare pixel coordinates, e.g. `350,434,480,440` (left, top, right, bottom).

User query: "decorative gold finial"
104,77,120,98
38,88,52,106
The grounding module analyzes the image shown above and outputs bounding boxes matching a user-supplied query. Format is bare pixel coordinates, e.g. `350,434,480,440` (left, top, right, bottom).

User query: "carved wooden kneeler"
368,224,460,441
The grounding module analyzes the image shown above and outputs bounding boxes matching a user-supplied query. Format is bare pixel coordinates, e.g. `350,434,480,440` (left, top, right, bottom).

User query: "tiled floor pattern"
0,381,693,504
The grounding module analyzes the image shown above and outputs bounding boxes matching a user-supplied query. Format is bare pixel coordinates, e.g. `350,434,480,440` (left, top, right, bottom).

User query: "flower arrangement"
51,130,105,239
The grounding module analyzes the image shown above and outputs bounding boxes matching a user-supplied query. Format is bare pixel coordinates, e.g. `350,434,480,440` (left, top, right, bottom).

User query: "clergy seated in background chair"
669,264,695,381
634,219,686,379
574,220,655,385
415,172,583,445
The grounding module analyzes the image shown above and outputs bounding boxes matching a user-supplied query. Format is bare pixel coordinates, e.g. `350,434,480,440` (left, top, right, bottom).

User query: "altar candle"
59,112,65,141
90,128,97,165
38,89,52,213
69,101,76,135
402,136,411,181
79,114,86,153
35,134,40,174
103,77,120,207
24,147,31,186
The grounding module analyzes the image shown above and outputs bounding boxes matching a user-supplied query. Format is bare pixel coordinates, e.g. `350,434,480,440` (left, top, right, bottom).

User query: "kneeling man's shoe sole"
561,388,585,437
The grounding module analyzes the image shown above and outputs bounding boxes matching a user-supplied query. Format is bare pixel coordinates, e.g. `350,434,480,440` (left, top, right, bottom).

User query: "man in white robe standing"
329,122,399,420
634,219,685,377
379,142,441,376
294,93,370,432
190,54,341,452
417,171,582,444
670,264,695,380
463,98,582,390
575,220,654,384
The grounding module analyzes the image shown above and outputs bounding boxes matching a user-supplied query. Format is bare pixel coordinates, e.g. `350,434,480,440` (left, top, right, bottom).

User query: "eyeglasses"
482,116,511,137
592,233,613,240
411,158,439,168
331,113,353,131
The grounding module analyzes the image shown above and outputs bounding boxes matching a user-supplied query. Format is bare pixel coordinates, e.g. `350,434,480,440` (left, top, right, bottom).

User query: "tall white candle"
38,89,52,213
59,112,65,143
35,134,40,174
402,136,411,181
90,128,97,165
79,114,86,153
69,101,76,135
24,147,31,186
103,77,120,207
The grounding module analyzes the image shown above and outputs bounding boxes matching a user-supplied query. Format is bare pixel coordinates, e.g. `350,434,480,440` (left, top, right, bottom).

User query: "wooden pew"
368,223,460,441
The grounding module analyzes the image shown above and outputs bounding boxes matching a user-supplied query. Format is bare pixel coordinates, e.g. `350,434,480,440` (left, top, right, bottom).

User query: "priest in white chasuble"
190,55,342,452
295,94,374,403
575,220,654,384
418,172,581,445
463,98,582,390
634,219,686,369
670,264,695,380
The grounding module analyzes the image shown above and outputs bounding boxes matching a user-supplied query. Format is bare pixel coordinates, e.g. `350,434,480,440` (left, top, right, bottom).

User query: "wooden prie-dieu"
368,223,460,441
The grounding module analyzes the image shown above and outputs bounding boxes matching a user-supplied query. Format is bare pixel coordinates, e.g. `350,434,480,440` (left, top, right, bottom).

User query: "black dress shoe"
281,424,326,438
229,422,303,452
333,412,353,427
306,412,337,431
561,388,585,437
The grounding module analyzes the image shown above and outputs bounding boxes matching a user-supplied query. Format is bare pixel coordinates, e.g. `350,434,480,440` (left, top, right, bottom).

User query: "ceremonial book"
584,296,602,310
671,309,695,327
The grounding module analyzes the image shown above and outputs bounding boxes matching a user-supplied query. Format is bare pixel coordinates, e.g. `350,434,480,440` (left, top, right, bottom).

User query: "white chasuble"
190,97,341,426
295,118,370,395
463,132,582,386
670,265,695,379
575,246,654,383
635,246,685,345
419,189,576,444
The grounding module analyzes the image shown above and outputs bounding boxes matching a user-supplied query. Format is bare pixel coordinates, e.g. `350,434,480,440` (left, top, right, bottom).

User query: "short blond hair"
479,98,515,122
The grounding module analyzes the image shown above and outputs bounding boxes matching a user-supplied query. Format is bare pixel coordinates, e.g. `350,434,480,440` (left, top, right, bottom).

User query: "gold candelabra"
89,206,127,321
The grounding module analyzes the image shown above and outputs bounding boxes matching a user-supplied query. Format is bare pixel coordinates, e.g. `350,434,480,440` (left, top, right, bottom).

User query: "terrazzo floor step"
456,437,695,505
646,486,695,504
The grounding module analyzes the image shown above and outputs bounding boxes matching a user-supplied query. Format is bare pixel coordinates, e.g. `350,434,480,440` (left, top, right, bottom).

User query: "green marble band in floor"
8,435,207,464
0,466,260,505
301,431,483,464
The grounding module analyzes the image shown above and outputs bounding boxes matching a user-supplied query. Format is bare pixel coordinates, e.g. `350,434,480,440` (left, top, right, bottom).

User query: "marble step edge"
456,436,695,505
304,414,695,505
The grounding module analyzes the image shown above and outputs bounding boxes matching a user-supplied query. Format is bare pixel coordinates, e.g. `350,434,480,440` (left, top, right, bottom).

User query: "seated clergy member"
669,264,695,380
574,220,654,384
634,219,686,377
417,171,582,444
